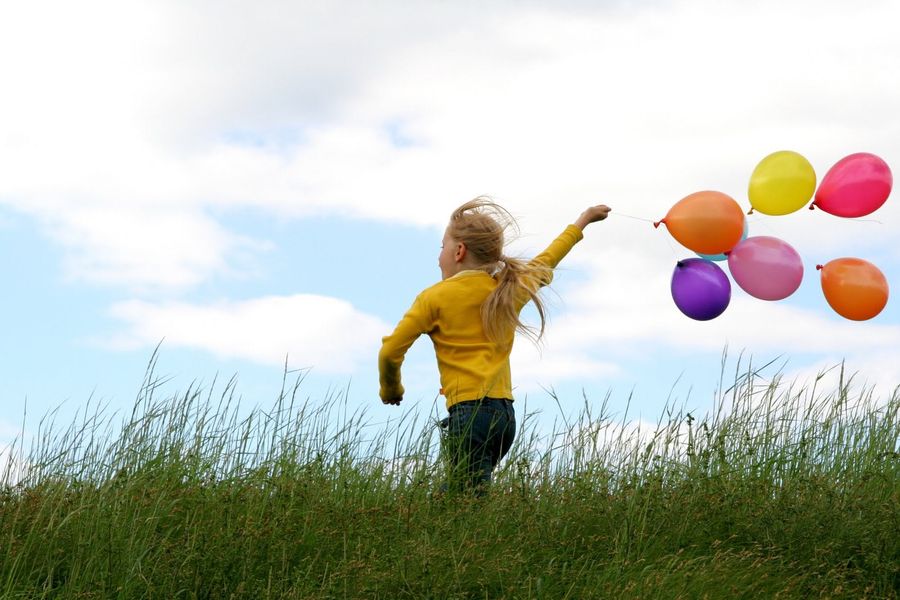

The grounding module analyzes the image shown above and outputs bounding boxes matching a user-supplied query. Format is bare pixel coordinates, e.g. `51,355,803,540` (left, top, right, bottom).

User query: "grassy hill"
2,358,898,598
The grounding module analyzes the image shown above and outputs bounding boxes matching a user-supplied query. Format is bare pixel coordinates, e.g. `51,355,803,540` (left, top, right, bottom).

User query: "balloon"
812,153,892,217
655,191,744,255
748,150,817,215
727,236,803,301
671,258,731,321
818,258,889,321
698,217,749,261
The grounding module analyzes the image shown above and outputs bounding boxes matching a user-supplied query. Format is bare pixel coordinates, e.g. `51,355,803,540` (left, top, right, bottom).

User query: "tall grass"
1,353,898,598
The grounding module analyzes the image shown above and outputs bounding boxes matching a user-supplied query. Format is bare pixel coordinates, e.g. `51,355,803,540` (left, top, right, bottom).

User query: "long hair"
447,197,551,343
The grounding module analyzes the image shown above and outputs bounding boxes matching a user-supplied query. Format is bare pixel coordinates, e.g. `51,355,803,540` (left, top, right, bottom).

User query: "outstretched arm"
529,203,612,270
520,204,612,297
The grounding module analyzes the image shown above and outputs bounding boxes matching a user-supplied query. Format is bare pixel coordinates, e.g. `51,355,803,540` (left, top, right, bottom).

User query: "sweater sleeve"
528,224,585,288
378,292,435,401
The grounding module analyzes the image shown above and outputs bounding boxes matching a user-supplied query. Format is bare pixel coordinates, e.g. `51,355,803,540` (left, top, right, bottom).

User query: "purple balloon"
671,258,731,320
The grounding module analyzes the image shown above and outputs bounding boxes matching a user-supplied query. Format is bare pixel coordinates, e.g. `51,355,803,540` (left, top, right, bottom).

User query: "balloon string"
613,211,685,260
845,218,884,225
614,209,883,225
663,236,684,262
610,211,656,224
746,215,783,237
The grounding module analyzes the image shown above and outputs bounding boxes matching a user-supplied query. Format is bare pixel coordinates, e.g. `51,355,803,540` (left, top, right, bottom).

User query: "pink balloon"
727,236,804,301
812,153,892,217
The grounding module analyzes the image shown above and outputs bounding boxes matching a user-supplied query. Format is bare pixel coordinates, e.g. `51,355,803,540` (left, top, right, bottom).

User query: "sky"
2,0,899,459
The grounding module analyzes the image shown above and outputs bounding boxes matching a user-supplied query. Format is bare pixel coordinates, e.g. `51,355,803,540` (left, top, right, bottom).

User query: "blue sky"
2,0,899,460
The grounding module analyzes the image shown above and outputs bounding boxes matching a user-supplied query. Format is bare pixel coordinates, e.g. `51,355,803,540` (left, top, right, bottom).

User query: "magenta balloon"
727,236,803,301
813,153,892,217
671,258,731,320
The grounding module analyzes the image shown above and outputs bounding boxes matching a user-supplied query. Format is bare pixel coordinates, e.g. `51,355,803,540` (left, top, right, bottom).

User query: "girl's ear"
455,242,467,263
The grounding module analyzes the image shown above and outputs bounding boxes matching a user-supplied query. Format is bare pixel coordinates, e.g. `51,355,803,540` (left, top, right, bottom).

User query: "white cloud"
544,247,899,352
492,242,900,398
0,0,898,403
780,354,900,407
0,419,21,440
48,205,269,289
105,295,389,373
3,0,899,292
511,338,621,395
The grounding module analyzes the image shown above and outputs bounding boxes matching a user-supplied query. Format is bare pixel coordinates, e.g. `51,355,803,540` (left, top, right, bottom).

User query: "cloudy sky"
1,0,898,452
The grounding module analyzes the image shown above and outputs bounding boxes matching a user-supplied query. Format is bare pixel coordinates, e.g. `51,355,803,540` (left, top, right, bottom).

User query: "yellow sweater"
378,224,584,409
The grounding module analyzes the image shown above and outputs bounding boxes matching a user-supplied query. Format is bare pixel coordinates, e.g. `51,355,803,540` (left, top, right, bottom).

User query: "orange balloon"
655,191,745,255
818,258,889,321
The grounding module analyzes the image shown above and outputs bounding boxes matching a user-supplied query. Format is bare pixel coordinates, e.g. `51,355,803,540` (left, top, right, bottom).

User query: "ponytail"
447,196,551,344
481,254,551,343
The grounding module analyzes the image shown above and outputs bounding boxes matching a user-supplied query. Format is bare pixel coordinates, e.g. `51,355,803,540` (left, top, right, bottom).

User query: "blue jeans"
441,397,516,493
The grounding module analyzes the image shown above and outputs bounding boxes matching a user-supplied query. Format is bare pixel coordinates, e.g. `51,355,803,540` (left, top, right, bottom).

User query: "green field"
2,355,898,599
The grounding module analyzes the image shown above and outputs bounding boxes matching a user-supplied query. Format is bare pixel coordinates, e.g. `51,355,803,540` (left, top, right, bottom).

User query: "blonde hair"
447,196,552,343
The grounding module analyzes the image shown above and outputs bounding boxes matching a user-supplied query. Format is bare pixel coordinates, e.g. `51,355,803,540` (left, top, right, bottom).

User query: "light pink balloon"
727,236,804,301
812,153,892,217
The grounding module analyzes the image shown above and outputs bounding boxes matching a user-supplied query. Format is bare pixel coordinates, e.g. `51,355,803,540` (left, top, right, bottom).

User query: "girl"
378,197,611,492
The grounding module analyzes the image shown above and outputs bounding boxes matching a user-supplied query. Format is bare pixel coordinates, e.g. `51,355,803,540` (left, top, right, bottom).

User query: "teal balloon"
697,217,749,261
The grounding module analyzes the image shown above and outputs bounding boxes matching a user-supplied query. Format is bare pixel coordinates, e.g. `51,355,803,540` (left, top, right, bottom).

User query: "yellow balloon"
748,150,817,215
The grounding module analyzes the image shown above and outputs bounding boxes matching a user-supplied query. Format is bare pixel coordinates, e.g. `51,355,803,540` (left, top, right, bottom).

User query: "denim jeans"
441,397,516,493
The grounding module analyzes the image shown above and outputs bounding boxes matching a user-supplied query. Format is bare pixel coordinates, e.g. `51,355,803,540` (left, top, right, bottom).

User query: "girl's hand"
574,205,611,230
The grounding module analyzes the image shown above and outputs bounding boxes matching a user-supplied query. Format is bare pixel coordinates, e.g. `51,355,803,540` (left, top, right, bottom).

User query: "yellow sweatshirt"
379,224,584,409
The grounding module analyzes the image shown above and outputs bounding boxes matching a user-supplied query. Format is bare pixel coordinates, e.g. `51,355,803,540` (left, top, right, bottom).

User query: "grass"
1,352,898,599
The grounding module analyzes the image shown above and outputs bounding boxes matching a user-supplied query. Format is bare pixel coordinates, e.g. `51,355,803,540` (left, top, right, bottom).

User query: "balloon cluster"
655,151,892,321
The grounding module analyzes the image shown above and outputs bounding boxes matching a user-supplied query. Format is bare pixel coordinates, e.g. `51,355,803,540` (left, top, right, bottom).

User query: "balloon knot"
816,264,823,271
747,207,754,215
723,250,731,256
809,203,816,211
653,220,662,229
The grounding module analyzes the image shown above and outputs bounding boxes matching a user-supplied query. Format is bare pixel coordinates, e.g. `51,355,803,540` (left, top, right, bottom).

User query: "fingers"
591,204,611,221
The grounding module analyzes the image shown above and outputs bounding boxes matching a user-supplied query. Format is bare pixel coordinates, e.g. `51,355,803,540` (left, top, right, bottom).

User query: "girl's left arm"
378,293,434,405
